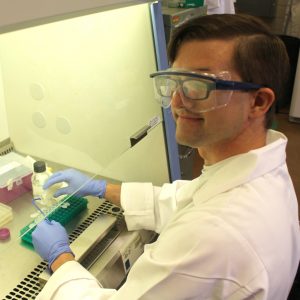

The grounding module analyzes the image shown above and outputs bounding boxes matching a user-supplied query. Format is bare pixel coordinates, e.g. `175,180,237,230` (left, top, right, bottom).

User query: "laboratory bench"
0,188,154,299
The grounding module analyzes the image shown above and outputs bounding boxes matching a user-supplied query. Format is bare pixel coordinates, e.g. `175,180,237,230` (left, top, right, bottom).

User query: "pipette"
32,197,51,224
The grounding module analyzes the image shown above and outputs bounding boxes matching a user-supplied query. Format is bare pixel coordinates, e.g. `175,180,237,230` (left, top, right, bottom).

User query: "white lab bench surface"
0,163,155,300
0,191,105,298
0,180,125,299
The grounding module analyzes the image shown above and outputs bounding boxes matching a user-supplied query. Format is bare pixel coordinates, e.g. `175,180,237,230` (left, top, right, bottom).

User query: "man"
32,14,300,299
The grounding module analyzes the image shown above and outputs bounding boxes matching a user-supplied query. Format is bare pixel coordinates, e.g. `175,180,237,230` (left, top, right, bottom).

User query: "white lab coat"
204,0,235,14
36,130,300,300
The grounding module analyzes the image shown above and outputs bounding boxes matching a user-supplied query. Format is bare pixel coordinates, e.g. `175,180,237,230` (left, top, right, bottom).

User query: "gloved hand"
43,168,107,198
32,220,74,269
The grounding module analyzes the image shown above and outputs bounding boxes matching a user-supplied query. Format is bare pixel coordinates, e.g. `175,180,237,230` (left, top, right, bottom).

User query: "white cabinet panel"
0,0,151,31
0,3,169,184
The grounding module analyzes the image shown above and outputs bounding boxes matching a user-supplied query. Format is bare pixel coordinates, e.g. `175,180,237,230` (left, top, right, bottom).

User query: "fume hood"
0,1,180,298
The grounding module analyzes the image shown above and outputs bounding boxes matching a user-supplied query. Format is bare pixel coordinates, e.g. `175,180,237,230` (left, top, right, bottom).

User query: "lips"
173,107,204,122
177,113,203,121
179,115,200,119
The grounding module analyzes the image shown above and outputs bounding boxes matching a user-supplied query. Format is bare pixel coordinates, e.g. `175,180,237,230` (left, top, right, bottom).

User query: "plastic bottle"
31,161,51,206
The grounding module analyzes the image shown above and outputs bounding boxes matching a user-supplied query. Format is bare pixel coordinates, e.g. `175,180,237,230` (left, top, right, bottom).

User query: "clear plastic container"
0,152,32,203
31,161,56,207
0,203,13,227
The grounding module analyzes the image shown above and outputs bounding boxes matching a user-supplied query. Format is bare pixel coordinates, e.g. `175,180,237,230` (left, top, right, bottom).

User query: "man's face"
171,39,252,148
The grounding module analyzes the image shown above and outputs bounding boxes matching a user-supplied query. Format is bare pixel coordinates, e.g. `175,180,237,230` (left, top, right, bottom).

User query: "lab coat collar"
177,130,287,207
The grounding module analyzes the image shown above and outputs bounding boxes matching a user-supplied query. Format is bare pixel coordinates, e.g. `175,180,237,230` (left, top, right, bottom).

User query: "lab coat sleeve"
37,210,261,300
112,207,268,300
35,261,117,300
120,180,189,233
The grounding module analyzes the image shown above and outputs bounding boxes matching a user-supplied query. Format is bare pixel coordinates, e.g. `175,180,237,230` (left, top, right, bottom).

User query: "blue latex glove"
32,220,74,269
43,168,107,198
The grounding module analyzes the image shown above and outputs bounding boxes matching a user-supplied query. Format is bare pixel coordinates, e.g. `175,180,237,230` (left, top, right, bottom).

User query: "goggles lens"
155,76,215,100
150,69,262,112
151,69,230,112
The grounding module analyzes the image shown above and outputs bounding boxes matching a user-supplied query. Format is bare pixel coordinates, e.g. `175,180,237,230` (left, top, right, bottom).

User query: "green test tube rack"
20,196,88,246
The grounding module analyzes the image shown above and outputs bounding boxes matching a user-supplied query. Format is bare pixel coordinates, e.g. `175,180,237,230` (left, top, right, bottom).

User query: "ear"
249,87,275,118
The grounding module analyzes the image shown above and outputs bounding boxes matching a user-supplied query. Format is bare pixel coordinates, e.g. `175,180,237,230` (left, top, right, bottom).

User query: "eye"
156,77,177,96
182,80,208,100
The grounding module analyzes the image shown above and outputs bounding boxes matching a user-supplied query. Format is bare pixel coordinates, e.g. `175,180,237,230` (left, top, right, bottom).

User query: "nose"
171,89,183,109
171,88,194,110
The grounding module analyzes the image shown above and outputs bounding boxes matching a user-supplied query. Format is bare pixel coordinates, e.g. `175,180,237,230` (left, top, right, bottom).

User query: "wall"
236,0,299,37
262,0,291,35
267,0,300,37
0,66,9,142
287,0,300,38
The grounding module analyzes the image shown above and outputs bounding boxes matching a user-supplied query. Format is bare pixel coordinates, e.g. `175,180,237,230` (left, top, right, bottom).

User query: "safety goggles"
150,69,262,112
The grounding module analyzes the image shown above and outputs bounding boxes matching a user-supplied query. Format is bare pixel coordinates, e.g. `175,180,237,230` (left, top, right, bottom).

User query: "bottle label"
32,173,52,206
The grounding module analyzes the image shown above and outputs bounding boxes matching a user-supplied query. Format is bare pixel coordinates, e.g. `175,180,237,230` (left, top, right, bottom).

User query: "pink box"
0,152,33,203
0,173,32,203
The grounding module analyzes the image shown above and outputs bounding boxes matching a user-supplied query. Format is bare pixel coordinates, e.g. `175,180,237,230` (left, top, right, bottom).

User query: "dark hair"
168,14,290,128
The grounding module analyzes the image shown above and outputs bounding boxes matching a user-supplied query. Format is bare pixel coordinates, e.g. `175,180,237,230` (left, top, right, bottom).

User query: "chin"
176,134,197,148
176,126,201,145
